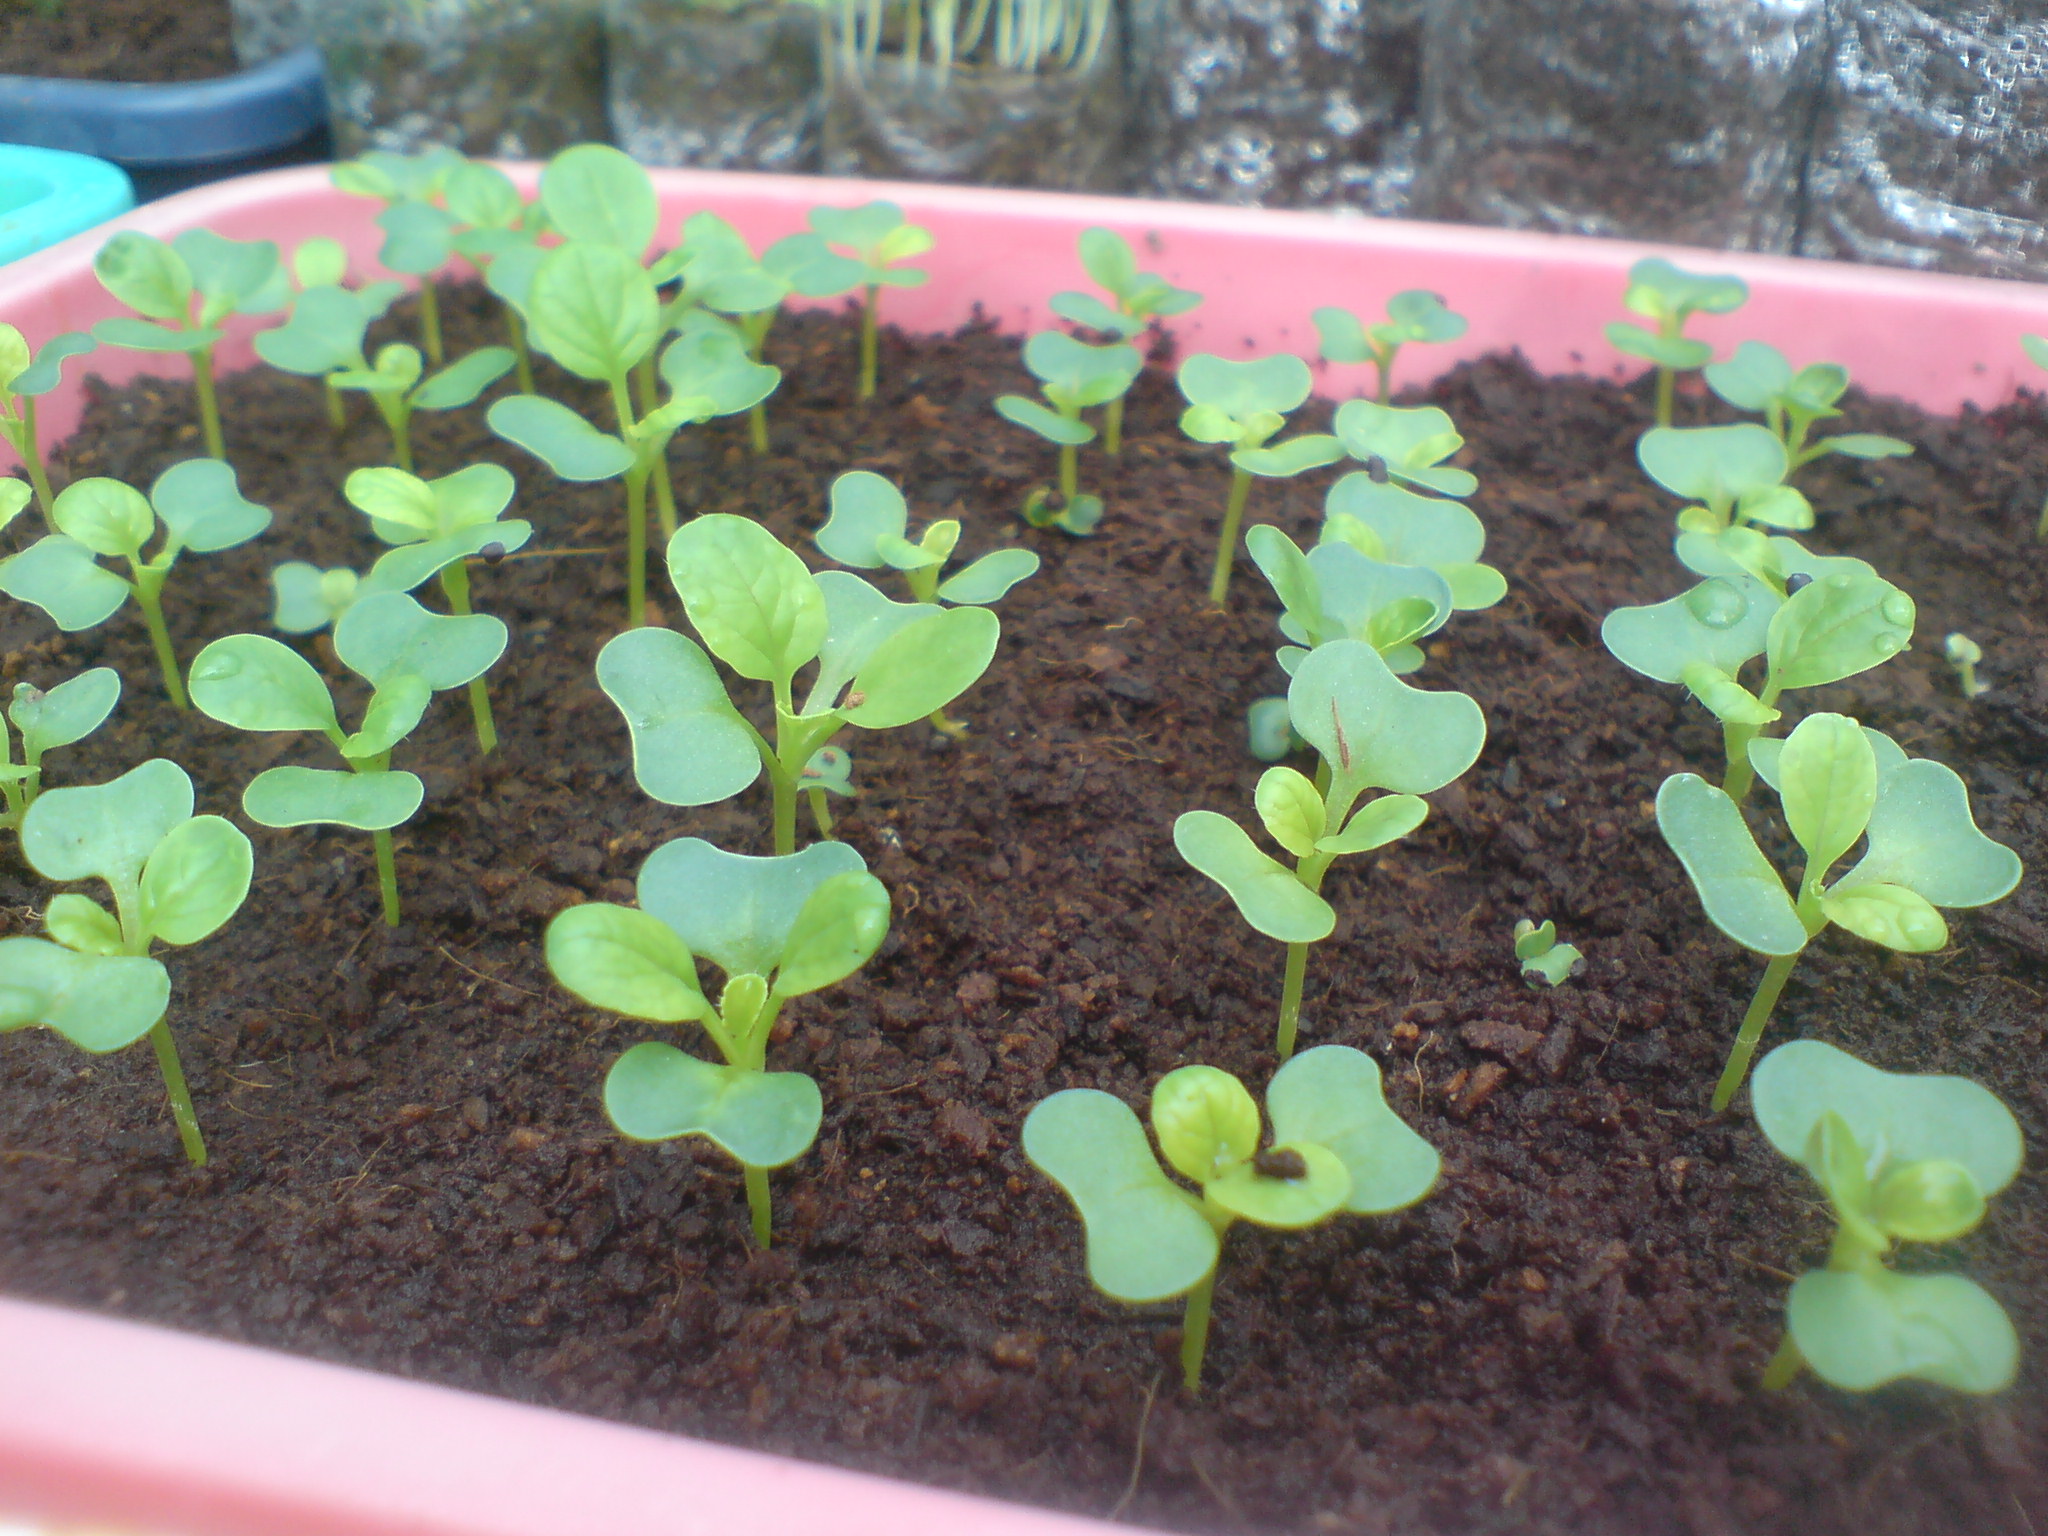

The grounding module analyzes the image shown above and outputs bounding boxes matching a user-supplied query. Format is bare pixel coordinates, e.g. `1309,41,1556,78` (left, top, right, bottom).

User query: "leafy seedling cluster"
996,329,1142,535
1604,256,1748,427
1702,341,1911,473
1050,227,1202,453
1513,919,1582,987
1313,290,1467,404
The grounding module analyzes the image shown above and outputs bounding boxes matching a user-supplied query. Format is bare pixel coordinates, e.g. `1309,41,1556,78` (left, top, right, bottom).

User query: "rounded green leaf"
540,144,659,255
0,937,169,1053
13,332,96,398
771,870,891,997
1330,400,1476,497
1267,1044,1440,1213
1077,227,1139,295
1151,1064,1261,1186
1788,1270,2017,1394
1838,757,2021,910
1235,434,1343,478
255,286,374,376
1679,662,1779,726
333,591,506,691
1176,352,1312,418
1653,773,1807,956
1606,321,1712,371
1286,639,1486,799
594,627,759,808
658,326,780,417
1172,810,1334,944
1322,475,1489,569
375,202,454,277
637,836,869,983
1022,1088,1219,1304
936,548,1040,605
1622,257,1748,320
0,536,130,631
1317,793,1427,856
815,470,908,569
242,766,423,831
44,893,124,957
1255,766,1325,858
605,1043,822,1168
366,521,533,595
94,232,191,322
138,815,252,947
1776,712,1877,876
188,634,339,735
271,562,358,634
291,237,348,288
1702,340,1793,412
10,667,120,757
1313,306,1372,364
526,242,660,382
175,228,285,320
1050,290,1137,337
340,674,433,760
1601,575,1777,684
445,160,523,231
413,347,516,411
21,757,193,890
1765,568,1914,691
995,394,1094,446
843,604,999,730
488,394,635,481
667,515,827,687
1820,882,1948,952
546,902,709,1024
52,478,153,558
1022,330,1141,407
1637,423,1787,507
1872,1159,1985,1244
1206,1142,1350,1227
1823,433,1913,461
1384,289,1466,344
151,458,270,553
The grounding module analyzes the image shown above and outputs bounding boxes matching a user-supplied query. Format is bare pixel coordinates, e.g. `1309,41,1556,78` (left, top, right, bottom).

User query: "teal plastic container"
0,144,134,264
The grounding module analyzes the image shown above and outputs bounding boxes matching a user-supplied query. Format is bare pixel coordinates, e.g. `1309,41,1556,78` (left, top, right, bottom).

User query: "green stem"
744,1163,773,1247
808,785,834,839
858,284,879,401
1760,1334,1803,1391
1207,467,1253,607
1180,1268,1217,1394
130,572,188,710
372,827,401,926
927,705,968,738
1373,350,1394,406
1103,394,1124,456
191,347,226,460
1654,366,1674,430
1058,440,1078,501
651,456,679,543
625,470,649,627
391,408,414,475
1710,950,1802,1112
148,1018,207,1167
19,398,54,524
632,353,656,419
323,377,348,432
749,401,769,456
438,562,497,754
506,307,535,395
1276,941,1310,1061
419,278,443,368
772,756,797,856
1721,723,1760,805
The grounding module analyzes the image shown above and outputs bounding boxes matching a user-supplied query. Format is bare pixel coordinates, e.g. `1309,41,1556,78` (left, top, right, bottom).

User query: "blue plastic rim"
0,144,133,265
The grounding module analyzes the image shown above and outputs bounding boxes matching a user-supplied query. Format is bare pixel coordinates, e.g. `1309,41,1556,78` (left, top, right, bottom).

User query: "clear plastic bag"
1411,0,1830,252
314,0,609,159
229,0,312,64
606,0,825,170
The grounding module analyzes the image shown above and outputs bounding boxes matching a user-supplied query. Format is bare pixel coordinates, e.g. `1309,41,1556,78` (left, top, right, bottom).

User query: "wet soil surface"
0,0,236,84
0,287,2044,1536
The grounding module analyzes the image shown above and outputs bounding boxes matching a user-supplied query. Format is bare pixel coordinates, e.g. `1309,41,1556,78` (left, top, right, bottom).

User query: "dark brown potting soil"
0,286,2043,1536
0,0,236,84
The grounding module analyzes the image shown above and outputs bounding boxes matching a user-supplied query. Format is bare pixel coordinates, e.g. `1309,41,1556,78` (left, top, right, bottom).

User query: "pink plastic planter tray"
4,165,2048,1536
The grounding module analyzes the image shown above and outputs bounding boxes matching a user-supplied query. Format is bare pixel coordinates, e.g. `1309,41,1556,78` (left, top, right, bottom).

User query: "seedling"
1702,342,1910,472
2025,333,2048,536
546,837,890,1246
1245,695,1300,762
343,464,532,753
0,667,119,834
271,563,361,634
1637,423,1814,544
332,147,466,365
0,324,96,522
1023,1047,1437,1393
1657,711,2021,1110
91,228,288,459
995,330,1142,535
1174,639,1485,1057
1246,524,1455,676
1751,1040,2021,1394
0,460,272,709
1602,546,1914,801
0,757,252,1165
1605,256,1748,427
444,156,545,391
1312,291,1467,405
802,202,934,401
1944,633,1986,698
1049,228,1201,453
1175,353,1332,605
1513,919,1582,987
597,515,999,855
188,591,508,926
813,470,1038,735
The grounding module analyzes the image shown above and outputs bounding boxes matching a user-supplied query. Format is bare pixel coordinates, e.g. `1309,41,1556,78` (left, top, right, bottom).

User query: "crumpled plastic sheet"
1802,2,2048,281
1409,0,1831,252
314,0,609,160
606,0,825,171
1130,0,1424,211
228,0,311,65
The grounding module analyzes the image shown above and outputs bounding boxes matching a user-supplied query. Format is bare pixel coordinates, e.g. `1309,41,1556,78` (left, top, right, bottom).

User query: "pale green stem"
149,1018,207,1167
372,827,401,927
749,402,769,456
745,1164,773,1247
632,353,657,419
1654,366,1675,430
1180,1268,1217,1394
418,278,443,367
1760,1334,1803,1391
506,307,535,395
1207,466,1253,607
858,284,879,401
808,786,834,838
1103,394,1125,456
1710,950,1802,1112
129,567,188,710
1276,941,1310,1061
625,469,649,628
651,458,679,543
1373,347,1395,405
323,377,347,432
438,560,497,754
1058,439,1078,501
191,347,226,460
19,398,55,523
1720,680,1782,806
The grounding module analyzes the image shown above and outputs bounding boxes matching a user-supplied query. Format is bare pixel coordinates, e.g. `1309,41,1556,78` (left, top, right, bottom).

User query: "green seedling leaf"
1838,758,2021,910
44,893,124,957
488,394,636,481
771,870,892,996
526,242,660,382
1383,289,1467,344
815,470,907,568
659,326,781,416
11,668,119,757
175,228,286,321
1606,321,1713,371
1766,568,1914,690
1172,811,1335,943
375,202,454,277
138,815,252,947
1022,330,1142,410
90,317,216,356
412,347,516,410
667,515,827,687
604,1042,822,1168
1819,882,1948,952
0,481,28,539
367,522,534,596
51,478,152,558
243,766,423,831
1681,662,1779,726
1205,1142,1349,1227
1050,291,1138,337
805,573,934,710
0,536,131,630
1078,227,1140,295
1286,639,1485,802
1254,767,1326,858
445,160,524,233
1620,257,1748,322
1776,712,1877,876
1654,774,1807,956
841,605,999,729
1513,918,1584,987
340,674,433,760
271,563,360,634
1330,400,1477,497
0,937,170,1052
1317,793,1427,855
1601,574,1778,684
94,232,192,322
637,836,869,982
800,746,855,797
994,394,1094,446
937,549,1040,605
1313,307,1372,365
1638,423,1788,512
188,634,340,735
594,627,760,808
1703,340,1794,412
1177,353,1312,427
1266,1045,1440,1212
254,285,375,376
546,902,710,1024
1788,1270,2018,1394
1235,436,1343,478
20,757,193,890
1151,1065,1260,1184
540,143,659,254
1322,474,1493,569
1824,433,1913,460
333,591,507,691
10,332,97,397
150,458,270,552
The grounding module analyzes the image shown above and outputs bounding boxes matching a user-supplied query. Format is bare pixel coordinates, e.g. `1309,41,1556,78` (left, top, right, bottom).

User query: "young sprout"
0,667,119,835
1602,545,1914,801
0,461,272,709
331,147,467,365
1049,228,1202,453
188,591,507,927
271,563,361,635
0,757,252,1165
444,157,545,391
1513,919,1582,987
813,470,1038,736
90,229,288,459
1175,353,1332,606
1246,525,1456,676
1637,422,1814,542
1943,633,1987,698
547,837,890,1247
1702,342,1911,473
598,515,998,854
801,202,934,402
1604,256,1749,427
1311,291,1467,405
1175,639,1485,1058
343,464,531,754
1023,1047,1438,1393
995,330,1143,536
1751,1040,2021,1394
0,324,96,522
1657,712,2021,1110
798,745,856,833
2024,333,2048,536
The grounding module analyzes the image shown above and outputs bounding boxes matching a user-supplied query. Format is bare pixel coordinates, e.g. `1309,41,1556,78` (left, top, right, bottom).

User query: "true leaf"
540,144,659,255
526,243,660,382
668,515,827,687
1254,766,1325,858
842,605,999,730
188,634,340,735
1820,882,1949,952
1654,774,1807,956
138,815,253,947
51,479,153,558
43,893,124,957
546,902,709,1024
771,871,892,997
1151,1065,1261,1185
1172,811,1334,943
1286,640,1485,802
1776,712,1877,877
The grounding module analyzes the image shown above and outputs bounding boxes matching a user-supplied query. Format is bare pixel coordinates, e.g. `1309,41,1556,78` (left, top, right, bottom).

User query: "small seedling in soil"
256,260,404,431
443,156,546,391
1604,256,1748,427
1602,546,1914,802
188,591,507,927
0,667,119,835
995,330,1143,536
1636,423,1814,542
1513,919,1582,987
813,469,1038,735
1312,290,1467,405
1023,1047,1438,1393
271,563,362,635
332,147,467,365
0,460,271,710
90,228,288,460
0,757,252,1165
1702,341,1911,473
801,202,934,401
546,836,890,1246
1174,639,1485,1057
1175,353,1333,605
1750,1040,2021,1394
597,515,999,855
0,324,96,522
1943,632,1987,698
1657,711,2021,1110
343,464,531,753
1246,524,1454,677
1049,227,1202,453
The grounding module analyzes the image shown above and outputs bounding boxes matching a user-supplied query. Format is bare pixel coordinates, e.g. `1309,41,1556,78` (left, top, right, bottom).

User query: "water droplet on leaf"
1880,592,1914,626
1683,579,1748,629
